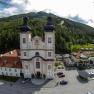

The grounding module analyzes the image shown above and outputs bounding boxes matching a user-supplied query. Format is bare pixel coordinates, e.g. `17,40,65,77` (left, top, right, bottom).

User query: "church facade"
20,16,55,79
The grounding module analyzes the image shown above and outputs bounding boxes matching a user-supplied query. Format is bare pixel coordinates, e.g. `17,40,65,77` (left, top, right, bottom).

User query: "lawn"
0,75,19,82
71,43,94,51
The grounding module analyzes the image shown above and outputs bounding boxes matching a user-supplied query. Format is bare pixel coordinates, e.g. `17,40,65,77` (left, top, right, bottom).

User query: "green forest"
0,11,94,54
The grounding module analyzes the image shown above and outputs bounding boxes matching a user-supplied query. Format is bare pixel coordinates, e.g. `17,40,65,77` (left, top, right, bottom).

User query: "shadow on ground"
76,76,88,84
0,78,57,94
9,78,57,94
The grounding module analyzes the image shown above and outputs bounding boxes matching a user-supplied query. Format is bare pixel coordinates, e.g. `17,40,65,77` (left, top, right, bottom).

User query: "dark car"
60,80,68,85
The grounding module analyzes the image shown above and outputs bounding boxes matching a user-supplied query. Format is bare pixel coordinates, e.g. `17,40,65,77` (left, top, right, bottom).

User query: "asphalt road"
0,69,94,94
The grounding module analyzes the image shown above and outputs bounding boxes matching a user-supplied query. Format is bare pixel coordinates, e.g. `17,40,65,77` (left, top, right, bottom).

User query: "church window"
48,37,52,43
23,38,26,43
48,52,51,57
36,62,40,68
9,68,11,71
24,52,27,56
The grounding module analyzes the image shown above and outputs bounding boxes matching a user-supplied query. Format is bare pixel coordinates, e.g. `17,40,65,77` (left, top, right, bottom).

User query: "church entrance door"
36,71,41,79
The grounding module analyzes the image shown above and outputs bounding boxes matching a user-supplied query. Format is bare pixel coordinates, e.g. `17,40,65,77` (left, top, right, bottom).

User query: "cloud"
0,0,31,18
87,19,94,27
88,19,94,23
68,15,88,24
68,14,94,27
0,0,94,27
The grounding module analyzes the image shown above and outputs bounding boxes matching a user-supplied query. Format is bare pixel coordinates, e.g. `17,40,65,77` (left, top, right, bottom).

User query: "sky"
0,0,94,27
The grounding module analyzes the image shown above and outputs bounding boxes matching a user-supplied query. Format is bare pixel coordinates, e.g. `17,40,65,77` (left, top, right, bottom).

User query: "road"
0,69,94,94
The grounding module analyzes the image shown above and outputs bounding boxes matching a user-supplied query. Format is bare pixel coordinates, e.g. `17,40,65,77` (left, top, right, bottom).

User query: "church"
20,16,55,79
0,16,55,79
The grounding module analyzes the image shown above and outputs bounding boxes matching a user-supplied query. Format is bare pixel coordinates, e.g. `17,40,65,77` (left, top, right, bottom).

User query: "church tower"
44,16,55,78
20,17,32,78
20,17,31,59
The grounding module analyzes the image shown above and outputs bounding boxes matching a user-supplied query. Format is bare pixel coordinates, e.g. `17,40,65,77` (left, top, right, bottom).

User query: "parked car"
58,74,65,78
57,72,64,76
60,80,68,85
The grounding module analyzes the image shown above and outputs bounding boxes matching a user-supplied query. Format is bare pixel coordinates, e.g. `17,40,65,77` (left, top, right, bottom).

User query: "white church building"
0,16,55,79
20,16,55,79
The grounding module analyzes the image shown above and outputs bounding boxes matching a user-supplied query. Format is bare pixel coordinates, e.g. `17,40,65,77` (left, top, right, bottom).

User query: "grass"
71,43,94,51
0,75,19,82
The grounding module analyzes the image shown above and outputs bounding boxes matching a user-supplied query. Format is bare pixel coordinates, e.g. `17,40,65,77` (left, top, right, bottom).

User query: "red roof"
0,49,22,68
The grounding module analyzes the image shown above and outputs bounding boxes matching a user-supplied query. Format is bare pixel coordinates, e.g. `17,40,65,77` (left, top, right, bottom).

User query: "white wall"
0,67,22,77
29,50,46,59
20,33,31,50
20,32,55,79
31,36,45,49
45,32,55,49
22,61,31,78
20,50,30,59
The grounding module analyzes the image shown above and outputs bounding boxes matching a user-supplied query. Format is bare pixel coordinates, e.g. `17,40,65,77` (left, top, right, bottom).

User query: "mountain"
0,11,94,54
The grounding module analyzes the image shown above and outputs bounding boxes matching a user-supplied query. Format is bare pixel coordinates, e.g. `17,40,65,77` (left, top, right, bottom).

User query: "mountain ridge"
0,11,94,54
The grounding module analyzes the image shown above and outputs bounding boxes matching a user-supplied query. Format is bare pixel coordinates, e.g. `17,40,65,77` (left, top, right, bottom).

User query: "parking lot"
0,69,94,94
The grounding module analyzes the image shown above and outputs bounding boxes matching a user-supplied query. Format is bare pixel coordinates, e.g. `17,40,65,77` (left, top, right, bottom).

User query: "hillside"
0,11,94,54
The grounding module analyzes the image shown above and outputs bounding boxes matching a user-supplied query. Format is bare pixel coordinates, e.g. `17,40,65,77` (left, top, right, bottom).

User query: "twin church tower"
20,16,55,79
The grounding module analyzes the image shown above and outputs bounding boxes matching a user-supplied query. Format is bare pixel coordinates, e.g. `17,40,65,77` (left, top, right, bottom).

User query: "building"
0,50,22,77
20,16,55,79
73,49,94,68
0,16,55,79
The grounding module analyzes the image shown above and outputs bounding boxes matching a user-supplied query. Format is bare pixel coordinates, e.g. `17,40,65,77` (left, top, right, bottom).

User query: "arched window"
36,62,40,68
48,37,52,43
23,38,26,43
